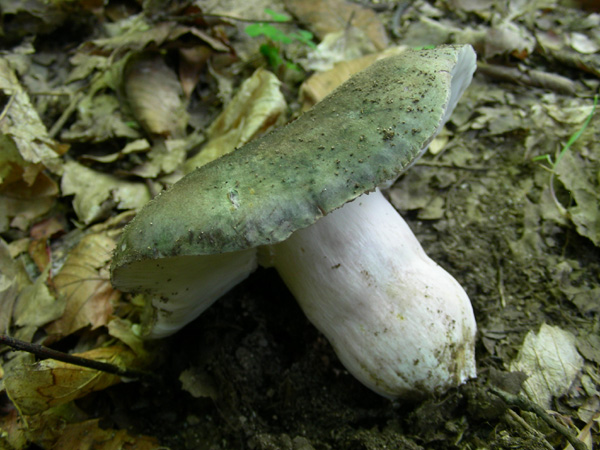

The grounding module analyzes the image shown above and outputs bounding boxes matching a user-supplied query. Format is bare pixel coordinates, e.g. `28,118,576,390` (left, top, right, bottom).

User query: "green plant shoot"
533,94,598,171
245,8,316,71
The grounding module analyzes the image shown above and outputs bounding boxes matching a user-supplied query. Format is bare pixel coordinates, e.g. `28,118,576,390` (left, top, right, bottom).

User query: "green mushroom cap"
112,45,475,277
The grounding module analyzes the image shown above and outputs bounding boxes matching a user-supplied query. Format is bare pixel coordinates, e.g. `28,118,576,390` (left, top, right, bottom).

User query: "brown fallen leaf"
285,0,389,50
13,265,65,329
51,418,160,450
0,409,27,450
45,232,120,337
0,238,30,335
184,67,286,172
0,137,59,232
124,52,189,138
61,160,151,224
0,404,159,450
3,345,139,415
300,46,406,109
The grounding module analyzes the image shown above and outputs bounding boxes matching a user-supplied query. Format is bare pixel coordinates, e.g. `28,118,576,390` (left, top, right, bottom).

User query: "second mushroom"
111,45,478,399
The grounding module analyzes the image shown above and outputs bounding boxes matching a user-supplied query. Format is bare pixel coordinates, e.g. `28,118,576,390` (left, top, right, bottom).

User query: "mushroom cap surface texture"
111,45,476,277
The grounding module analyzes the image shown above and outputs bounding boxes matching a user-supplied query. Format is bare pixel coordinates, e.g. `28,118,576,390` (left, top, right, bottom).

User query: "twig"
0,334,155,381
506,408,554,450
414,160,489,171
477,62,576,95
48,91,83,138
0,93,16,124
490,386,588,450
190,12,292,24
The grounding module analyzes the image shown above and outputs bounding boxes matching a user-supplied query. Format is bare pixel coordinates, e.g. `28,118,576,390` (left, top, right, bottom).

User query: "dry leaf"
131,138,187,178
301,29,378,72
46,232,119,336
179,45,212,98
300,46,406,109
124,53,188,138
13,265,65,328
0,134,59,232
61,160,151,224
4,346,136,415
284,0,389,50
51,419,159,450
184,68,286,172
484,22,535,59
0,238,31,334
555,149,600,246
510,324,584,409
0,58,62,173
107,317,152,361
0,410,27,450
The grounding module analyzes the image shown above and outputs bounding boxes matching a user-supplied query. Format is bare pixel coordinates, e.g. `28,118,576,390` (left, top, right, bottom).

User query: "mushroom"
111,45,478,398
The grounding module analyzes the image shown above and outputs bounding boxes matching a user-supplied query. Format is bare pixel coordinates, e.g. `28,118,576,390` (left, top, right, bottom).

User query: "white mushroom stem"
264,189,477,398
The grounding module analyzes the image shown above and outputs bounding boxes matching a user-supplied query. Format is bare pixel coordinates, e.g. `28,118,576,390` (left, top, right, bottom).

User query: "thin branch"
0,334,155,381
490,386,588,450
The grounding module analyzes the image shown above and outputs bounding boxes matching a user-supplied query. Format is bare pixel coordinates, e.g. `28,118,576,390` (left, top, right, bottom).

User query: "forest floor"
0,0,599,449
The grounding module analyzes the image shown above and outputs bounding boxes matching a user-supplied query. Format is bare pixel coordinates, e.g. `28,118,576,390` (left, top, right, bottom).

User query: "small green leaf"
285,60,302,72
290,30,316,48
245,23,267,38
264,8,291,22
260,44,283,69
245,23,292,44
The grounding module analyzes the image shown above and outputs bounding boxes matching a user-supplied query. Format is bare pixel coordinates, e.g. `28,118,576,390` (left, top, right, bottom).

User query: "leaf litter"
0,0,599,449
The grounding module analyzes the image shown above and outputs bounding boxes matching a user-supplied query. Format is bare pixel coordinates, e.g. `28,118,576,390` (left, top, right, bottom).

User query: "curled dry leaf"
300,46,406,109
184,68,286,172
0,133,59,232
509,324,584,409
1,406,158,450
45,232,119,337
124,53,188,138
555,148,600,246
179,45,213,98
301,29,379,73
61,160,151,224
0,59,63,173
14,265,65,329
3,346,142,416
284,0,389,51
50,419,159,450
0,238,26,334
484,22,535,59
130,138,188,179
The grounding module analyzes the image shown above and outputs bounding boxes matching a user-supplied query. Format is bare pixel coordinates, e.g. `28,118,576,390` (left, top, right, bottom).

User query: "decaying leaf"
13,265,65,329
509,323,584,409
61,160,151,224
50,419,159,450
45,231,119,336
3,346,138,415
0,410,27,450
184,68,286,172
0,58,63,173
124,53,189,138
107,317,152,361
0,238,24,334
0,79,60,231
180,366,217,400
284,0,389,50
484,21,535,58
61,93,142,143
130,138,188,179
301,29,378,72
0,402,157,450
555,147,600,246
299,46,406,109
